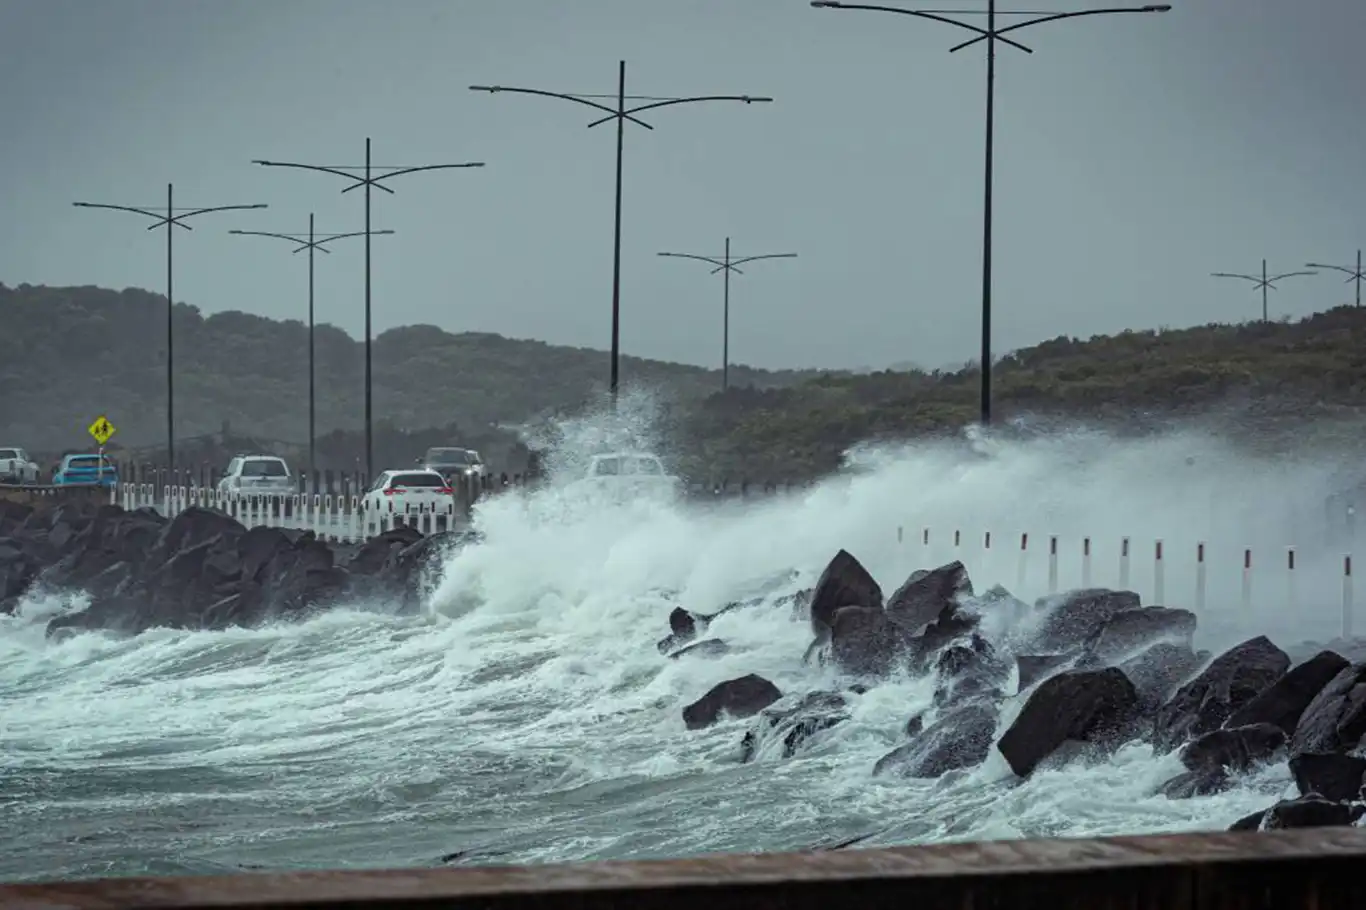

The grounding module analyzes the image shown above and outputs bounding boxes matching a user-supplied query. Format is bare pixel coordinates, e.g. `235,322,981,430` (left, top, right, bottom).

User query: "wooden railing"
2,829,1366,908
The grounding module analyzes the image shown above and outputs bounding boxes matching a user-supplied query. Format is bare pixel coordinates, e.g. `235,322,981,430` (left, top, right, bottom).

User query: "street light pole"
74,185,267,471
1212,259,1318,322
1306,250,1365,309
810,0,1171,426
657,238,798,390
470,62,774,405
228,217,395,481
252,139,484,481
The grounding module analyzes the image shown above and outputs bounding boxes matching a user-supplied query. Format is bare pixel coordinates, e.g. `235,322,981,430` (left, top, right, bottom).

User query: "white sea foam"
0,397,1349,881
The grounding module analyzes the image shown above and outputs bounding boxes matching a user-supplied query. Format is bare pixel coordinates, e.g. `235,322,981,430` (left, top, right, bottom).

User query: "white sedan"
360,469,456,515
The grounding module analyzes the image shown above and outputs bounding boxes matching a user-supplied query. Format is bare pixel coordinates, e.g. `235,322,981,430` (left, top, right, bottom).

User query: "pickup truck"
0,448,40,484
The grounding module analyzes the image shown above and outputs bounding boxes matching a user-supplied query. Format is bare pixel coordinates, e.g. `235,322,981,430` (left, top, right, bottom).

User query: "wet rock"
656,606,708,654
682,674,783,731
997,667,1140,778
668,638,731,660
1224,650,1349,736
1153,636,1290,752
1288,752,1366,803
345,525,424,576
1119,643,1209,712
1228,809,1266,831
933,633,1010,708
830,605,910,677
1160,723,1287,799
1015,654,1074,693
809,549,882,636
885,561,972,633
873,700,998,779
908,600,983,670
1289,661,1366,757
1089,607,1197,662
905,713,925,737
1180,723,1286,776
1263,795,1364,830
739,691,850,762
1029,588,1141,653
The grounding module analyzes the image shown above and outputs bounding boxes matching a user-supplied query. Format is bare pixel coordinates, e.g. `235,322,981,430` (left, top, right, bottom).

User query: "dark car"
417,447,485,483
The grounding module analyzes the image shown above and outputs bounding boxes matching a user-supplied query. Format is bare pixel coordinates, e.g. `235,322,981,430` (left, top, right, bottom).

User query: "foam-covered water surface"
0,403,1351,882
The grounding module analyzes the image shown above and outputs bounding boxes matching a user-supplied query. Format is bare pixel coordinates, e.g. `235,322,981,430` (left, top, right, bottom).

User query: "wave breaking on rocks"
663,546,1366,833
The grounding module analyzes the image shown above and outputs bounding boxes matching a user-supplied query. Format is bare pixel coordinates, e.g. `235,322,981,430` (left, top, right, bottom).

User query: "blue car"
53,453,119,488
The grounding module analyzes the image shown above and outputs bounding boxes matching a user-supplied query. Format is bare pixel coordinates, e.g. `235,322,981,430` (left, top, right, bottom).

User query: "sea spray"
0,398,1345,881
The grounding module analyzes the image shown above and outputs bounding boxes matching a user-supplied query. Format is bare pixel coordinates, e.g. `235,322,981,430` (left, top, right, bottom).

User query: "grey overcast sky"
1,0,1363,373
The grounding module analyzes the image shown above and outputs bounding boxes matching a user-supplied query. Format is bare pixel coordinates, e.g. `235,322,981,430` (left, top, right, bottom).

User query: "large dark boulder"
933,633,1010,708
1119,642,1210,712
1153,636,1290,752
682,675,783,730
1029,588,1140,653
808,550,881,636
1089,607,1197,661
873,700,999,779
1288,752,1366,803
996,667,1139,777
739,691,850,762
1224,650,1349,736
1263,795,1364,830
885,561,972,633
1289,661,1366,757
657,606,708,654
829,606,910,677
1159,723,1287,799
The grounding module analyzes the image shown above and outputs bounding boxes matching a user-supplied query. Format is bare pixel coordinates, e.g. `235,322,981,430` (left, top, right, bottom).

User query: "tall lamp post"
657,237,797,390
252,139,484,480
1305,250,1364,309
810,1,1171,426
74,184,267,470
228,215,395,481
1211,260,1317,323
470,62,773,404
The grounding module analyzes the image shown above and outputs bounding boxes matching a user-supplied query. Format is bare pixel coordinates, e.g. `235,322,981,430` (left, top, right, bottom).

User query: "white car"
360,469,455,514
218,454,295,497
575,452,683,503
0,448,39,484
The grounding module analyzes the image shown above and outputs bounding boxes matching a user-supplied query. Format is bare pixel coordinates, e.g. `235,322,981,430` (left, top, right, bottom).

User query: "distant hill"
0,283,829,463
8,283,1366,486
677,307,1366,479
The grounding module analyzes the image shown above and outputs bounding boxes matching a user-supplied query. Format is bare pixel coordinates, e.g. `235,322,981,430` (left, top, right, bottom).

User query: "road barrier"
115,484,463,542
2,828,1365,908
900,524,1357,638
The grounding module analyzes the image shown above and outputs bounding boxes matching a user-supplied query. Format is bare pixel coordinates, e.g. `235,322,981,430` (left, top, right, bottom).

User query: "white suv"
217,454,295,497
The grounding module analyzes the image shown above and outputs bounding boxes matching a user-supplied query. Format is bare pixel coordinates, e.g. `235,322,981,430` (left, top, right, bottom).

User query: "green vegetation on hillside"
0,283,824,467
6,282,1366,483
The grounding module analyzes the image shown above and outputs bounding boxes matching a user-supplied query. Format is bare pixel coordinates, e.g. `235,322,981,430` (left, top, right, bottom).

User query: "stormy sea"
0,408,1355,883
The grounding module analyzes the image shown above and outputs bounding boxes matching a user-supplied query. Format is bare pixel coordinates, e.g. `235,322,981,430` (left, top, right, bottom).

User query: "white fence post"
1081,537,1092,588
1047,535,1059,594
1343,555,1354,641
1016,533,1029,594
1119,537,1131,590
1195,542,1207,611
1153,539,1165,606
1241,548,1253,610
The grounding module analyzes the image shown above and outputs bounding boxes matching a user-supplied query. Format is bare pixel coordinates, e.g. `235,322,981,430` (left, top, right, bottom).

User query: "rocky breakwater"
0,500,463,635
661,547,1366,834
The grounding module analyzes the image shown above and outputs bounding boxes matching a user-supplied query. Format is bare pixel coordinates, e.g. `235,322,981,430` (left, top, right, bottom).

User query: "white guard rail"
111,484,463,543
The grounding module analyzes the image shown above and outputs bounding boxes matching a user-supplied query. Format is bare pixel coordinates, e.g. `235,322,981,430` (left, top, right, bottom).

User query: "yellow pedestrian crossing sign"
88,415,116,446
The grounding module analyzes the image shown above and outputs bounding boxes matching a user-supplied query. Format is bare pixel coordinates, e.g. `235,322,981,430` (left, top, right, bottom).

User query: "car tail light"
437,487,453,495
384,488,401,495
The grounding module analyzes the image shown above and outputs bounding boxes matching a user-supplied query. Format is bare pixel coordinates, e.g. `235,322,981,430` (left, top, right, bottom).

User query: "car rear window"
69,456,113,469
241,459,288,477
389,472,445,488
0,450,17,460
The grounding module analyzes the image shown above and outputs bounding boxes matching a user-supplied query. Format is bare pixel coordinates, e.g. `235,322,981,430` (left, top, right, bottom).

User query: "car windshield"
241,459,287,478
622,456,663,475
389,472,445,489
69,456,113,470
427,448,479,465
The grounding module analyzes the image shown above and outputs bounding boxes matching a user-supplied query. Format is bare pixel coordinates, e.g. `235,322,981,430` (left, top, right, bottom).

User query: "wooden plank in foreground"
3,828,1366,910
